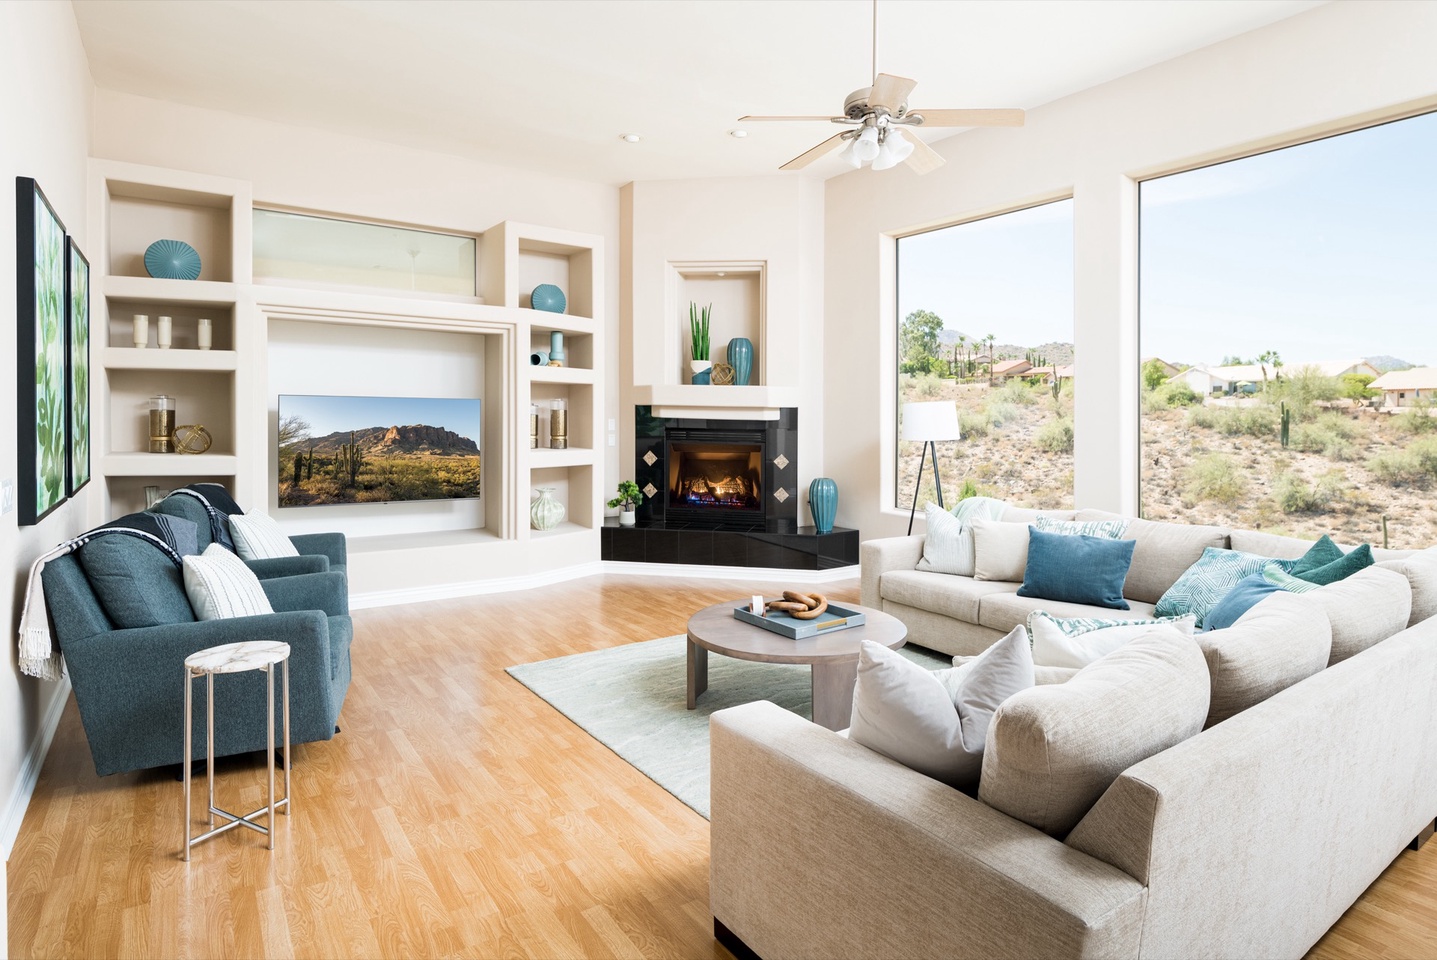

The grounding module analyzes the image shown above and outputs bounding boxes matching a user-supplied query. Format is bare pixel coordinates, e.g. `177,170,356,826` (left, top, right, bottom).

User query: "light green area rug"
506,635,949,819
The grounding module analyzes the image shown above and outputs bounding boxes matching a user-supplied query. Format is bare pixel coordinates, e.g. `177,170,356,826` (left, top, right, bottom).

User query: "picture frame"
67,237,91,496
15,177,69,525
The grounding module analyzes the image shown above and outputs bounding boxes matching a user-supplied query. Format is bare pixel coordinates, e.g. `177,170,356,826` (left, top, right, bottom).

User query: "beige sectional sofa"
709,512,1437,959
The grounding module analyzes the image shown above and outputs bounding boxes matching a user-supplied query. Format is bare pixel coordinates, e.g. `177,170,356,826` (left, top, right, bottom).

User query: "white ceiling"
72,0,1326,185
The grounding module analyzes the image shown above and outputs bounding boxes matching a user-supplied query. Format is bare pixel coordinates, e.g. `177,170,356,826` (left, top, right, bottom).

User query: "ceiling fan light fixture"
852,125,881,163
885,126,915,163
840,139,864,169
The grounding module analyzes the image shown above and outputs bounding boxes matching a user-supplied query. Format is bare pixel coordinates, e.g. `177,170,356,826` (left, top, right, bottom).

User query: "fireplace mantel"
633,384,801,421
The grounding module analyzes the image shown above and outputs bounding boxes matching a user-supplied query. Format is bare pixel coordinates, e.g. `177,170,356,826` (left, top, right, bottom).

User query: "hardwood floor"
7,572,1437,958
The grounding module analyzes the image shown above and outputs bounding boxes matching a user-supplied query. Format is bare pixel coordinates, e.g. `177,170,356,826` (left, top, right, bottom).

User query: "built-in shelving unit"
90,163,606,593
90,161,253,517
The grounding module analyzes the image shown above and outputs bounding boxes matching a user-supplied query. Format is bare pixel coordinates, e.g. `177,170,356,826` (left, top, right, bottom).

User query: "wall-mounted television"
277,394,481,507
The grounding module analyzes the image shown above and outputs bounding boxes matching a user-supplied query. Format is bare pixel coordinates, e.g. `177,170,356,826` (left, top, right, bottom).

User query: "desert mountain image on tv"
277,395,481,507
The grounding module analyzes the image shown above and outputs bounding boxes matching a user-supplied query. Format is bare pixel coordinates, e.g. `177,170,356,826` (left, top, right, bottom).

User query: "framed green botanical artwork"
67,238,91,496
16,177,68,525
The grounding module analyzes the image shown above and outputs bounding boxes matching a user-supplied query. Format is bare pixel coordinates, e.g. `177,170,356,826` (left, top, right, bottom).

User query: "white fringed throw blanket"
16,518,189,681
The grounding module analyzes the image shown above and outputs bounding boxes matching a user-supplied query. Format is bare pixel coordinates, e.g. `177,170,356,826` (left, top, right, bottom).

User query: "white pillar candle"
157,316,173,349
133,314,149,349
197,318,212,350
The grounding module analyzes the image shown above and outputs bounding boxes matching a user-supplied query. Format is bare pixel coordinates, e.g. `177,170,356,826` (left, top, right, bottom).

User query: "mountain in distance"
1366,355,1418,372
303,423,479,456
937,329,1074,365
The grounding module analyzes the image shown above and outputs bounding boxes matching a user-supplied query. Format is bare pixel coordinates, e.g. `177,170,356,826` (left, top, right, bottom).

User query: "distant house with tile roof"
991,359,1032,380
1369,367,1437,408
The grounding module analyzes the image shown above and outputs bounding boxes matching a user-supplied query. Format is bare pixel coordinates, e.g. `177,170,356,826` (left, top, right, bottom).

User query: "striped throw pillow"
183,544,274,620
1262,563,1322,594
229,512,300,560
1033,516,1130,539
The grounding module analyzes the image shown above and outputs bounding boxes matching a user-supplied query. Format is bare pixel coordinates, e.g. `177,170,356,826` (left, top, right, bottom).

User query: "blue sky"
897,109,1437,367
898,198,1074,348
281,394,482,445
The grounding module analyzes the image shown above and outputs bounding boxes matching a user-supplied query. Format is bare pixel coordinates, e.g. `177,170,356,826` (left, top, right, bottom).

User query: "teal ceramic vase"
727,337,754,385
549,330,566,364
808,477,838,534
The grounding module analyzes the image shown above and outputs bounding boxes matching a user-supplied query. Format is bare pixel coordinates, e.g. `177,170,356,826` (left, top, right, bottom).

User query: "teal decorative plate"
144,239,202,281
531,283,566,313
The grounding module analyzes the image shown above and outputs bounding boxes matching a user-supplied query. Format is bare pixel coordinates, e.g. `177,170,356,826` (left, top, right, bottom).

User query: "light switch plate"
0,478,14,515
608,433,617,447
608,418,616,431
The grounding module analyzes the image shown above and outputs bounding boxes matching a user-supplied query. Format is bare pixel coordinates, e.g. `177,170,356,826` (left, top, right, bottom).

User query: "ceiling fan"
739,3,1024,174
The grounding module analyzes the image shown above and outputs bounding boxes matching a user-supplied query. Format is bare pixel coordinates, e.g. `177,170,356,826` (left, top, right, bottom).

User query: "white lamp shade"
900,401,961,442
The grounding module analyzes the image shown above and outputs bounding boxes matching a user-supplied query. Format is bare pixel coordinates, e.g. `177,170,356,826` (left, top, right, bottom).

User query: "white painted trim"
1,677,71,860
349,560,860,609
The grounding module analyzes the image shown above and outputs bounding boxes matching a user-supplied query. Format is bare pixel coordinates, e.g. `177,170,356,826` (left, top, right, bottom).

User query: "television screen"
277,394,481,507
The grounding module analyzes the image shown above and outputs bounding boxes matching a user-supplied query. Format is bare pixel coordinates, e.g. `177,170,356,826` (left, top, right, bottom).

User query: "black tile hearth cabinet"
601,521,858,571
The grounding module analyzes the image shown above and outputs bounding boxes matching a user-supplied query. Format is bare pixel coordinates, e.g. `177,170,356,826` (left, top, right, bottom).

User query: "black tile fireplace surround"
599,406,859,570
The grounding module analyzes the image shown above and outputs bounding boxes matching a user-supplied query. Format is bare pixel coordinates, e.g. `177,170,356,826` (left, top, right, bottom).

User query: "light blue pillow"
1033,516,1130,539
1156,547,1298,628
1202,575,1286,632
1017,528,1136,610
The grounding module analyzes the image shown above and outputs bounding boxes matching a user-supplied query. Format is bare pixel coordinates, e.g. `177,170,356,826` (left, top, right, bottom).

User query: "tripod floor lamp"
900,401,962,535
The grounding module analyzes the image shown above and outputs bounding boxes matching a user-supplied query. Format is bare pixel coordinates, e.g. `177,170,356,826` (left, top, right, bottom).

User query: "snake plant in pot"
689,302,712,382
608,480,644,526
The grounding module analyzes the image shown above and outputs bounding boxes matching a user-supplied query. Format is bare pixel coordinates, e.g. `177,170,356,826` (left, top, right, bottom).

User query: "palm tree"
985,334,997,382
1257,349,1283,391
954,334,967,379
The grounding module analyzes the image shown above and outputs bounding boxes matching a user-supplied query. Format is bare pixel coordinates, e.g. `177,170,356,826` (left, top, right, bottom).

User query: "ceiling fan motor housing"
844,86,907,121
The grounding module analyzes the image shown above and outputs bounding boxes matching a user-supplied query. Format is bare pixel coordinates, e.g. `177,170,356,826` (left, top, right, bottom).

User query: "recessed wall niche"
266,318,492,539
669,261,765,385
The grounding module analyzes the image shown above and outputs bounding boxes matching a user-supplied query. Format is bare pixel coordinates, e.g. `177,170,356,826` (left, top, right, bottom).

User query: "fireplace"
666,429,764,524
634,407,798,532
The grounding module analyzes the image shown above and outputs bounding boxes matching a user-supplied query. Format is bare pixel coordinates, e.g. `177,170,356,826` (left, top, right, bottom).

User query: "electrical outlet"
607,418,616,431
0,478,14,515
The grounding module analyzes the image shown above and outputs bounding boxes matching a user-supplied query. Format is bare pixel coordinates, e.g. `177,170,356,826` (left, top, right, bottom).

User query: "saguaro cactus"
1280,402,1291,448
336,431,365,486
293,452,303,486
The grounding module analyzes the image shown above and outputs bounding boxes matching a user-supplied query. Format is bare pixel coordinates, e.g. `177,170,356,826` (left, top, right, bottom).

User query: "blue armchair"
42,526,352,776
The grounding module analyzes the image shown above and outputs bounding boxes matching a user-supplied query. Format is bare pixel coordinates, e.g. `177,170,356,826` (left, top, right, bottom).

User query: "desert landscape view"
899,326,1436,550
278,421,482,507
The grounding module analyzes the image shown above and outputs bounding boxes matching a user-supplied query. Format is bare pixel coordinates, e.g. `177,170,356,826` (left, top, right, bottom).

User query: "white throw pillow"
915,503,973,576
970,518,1032,582
183,544,275,620
1027,611,1198,668
228,512,300,560
848,627,1034,787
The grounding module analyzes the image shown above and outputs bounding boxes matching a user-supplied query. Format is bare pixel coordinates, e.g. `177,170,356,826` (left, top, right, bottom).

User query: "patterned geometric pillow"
1155,547,1298,628
1026,610,1198,669
1262,564,1321,594
1033,515,1130,539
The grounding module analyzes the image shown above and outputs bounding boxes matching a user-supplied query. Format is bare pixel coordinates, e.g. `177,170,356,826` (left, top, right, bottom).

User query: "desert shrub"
911,374,945,399
1268,366,1341,421
1035,416,1075,453
1274,470,1347,513
1340,373,1380,404
984,401,1020,428
957,410,989,438
1290,413,1359,460
1368,437,1437,484
1397,400,1437,435
992,380,1038,406
954,478,994,501
900,355,941,376
1182,453,1247,506
1149,380,1201,409
1187,405,1276,436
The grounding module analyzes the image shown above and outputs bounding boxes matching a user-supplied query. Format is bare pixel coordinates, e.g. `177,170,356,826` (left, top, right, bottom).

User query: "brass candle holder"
148,395,175,453
550,399,568,450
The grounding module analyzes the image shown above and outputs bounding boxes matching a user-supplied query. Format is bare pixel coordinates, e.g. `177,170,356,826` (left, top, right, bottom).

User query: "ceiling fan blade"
739,115,842,122
903,135,945,176
780,132,848,171
905,108,1025,127
869,73,918,113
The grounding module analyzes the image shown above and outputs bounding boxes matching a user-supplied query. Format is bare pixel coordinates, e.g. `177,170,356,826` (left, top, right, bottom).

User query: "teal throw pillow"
1289,534,1345,578
1155,547,1299,629
1016,528,1135,610
78,536,197,628
1202,575,1285,632
1293,543,1374,586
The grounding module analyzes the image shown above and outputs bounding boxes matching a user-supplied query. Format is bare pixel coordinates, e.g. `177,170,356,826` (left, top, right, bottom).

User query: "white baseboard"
350,560,860,609
1,676,71,860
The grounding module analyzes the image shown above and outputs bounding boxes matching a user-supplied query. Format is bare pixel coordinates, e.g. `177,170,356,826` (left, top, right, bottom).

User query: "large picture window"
895,199,1075,512
1139,111,1437,548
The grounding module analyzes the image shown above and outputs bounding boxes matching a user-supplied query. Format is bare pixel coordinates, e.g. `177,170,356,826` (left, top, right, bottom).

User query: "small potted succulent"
607,479,644,527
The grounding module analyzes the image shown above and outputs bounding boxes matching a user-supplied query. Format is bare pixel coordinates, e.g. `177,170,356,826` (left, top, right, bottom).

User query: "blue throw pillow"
1155,547,1300,629
1202,575,1285,632
1017,528,1136,610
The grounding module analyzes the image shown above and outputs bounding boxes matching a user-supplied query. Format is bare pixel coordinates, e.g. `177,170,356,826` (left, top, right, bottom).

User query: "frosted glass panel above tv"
253,207,476,297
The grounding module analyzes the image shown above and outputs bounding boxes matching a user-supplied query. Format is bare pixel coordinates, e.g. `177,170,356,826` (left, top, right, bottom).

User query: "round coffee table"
686,600,907,731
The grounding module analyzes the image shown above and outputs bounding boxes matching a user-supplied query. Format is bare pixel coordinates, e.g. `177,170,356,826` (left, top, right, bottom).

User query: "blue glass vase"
808,477,838,534
727,337,754,385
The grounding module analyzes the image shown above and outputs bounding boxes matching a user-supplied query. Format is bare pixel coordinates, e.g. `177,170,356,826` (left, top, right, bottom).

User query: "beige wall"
91,88,624,507
0,0,94,911
823,0,1437,541
622,177,826,509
